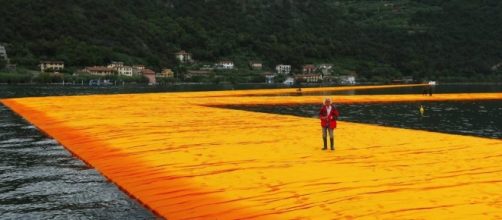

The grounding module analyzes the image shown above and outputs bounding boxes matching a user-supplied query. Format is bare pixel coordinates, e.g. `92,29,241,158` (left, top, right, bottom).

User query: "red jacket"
319,104,339,129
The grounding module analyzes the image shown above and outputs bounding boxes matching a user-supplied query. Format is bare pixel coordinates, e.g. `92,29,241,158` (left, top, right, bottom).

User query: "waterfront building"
40,61,64,72
141,69,157,85
302,64,317,74
83,66,115,76
215,60,234,70
296,74,323,83
337,75,357,85
132,65,146,76
117,66,134,76
276,64,291,75
283,77,295,85
158,69,174,78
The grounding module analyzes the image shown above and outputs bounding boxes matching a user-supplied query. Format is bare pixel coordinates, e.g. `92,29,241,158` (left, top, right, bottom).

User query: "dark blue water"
0,84,285,99
0,105,156,219
258,84,502,96
325,83,502,95
230,101,502,139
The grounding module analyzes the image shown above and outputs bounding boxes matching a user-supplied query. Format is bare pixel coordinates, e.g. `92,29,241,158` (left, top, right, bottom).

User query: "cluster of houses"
177,50,356,85
81,62,160,84
39,60,176,85
176,50,236,70
265,63,356,85
36,50,357,85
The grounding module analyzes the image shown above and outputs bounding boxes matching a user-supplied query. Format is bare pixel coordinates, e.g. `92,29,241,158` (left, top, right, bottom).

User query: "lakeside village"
2,46,372,86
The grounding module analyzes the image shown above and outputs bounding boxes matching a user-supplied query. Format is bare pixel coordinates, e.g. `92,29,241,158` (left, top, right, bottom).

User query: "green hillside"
0,0,501,81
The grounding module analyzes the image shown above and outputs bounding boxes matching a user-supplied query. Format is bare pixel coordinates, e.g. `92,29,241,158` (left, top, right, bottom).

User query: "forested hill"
1,0,501,80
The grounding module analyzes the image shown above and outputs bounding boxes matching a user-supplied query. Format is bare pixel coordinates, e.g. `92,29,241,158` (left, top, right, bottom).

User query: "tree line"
0,0,501,81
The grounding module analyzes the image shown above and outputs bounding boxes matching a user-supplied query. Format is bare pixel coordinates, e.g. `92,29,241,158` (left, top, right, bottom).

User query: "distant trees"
0,69,32,84
274,74,286,84
173,65,187,80
0,58,6,70
0,0,500,80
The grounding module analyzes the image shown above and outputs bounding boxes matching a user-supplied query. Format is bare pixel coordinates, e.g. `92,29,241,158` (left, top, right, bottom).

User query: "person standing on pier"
319,98,339,151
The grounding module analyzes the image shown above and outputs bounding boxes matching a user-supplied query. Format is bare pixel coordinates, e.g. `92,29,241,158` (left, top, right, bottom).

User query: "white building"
132,65,146,76
83,66,115,76
297,74,323,83
216,60,234,70
0,45,8,61
318,64,333,75
106,61,133,76
283,77,295,86
175,50,193,63
107,61,124,69
276,64,291,75
40,61,64,72
117,66,133,76
338,75,357,85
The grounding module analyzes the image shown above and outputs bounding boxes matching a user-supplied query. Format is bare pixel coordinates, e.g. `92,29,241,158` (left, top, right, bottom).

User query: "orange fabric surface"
2,85,502,219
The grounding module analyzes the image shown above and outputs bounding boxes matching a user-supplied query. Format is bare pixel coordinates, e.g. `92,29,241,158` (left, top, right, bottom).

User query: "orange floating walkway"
2,85,502,219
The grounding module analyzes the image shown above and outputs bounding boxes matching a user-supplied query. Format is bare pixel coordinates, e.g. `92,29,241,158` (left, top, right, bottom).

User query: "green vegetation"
0,58,6,70
0,71,32,84
32,73,149,84
0,68,150,84
0,0,501,81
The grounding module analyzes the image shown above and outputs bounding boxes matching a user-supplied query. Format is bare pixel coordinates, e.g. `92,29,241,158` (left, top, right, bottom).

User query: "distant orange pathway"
2,84,502,219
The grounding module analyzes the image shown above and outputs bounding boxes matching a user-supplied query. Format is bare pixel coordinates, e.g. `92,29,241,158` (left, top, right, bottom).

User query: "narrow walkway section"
2,85,502,219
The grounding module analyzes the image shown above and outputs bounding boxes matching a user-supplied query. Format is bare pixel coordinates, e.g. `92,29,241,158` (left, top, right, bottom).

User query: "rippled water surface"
0,105,156,219
264,84,502,96
231,101,502,139
0,84,284,99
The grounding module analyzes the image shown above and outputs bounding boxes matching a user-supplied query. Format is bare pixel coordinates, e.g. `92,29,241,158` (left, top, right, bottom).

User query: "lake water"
0,84,283,99
0,84,500,219
256,83,502,96
230,101,502,139
0,104,156,219
230,84,502,139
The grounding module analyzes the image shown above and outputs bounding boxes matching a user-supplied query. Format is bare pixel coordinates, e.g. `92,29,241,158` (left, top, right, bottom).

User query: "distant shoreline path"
2,84,502,219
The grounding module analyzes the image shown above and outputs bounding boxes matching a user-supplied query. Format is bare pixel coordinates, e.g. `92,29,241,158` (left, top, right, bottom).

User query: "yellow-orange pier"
2,84,502,219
